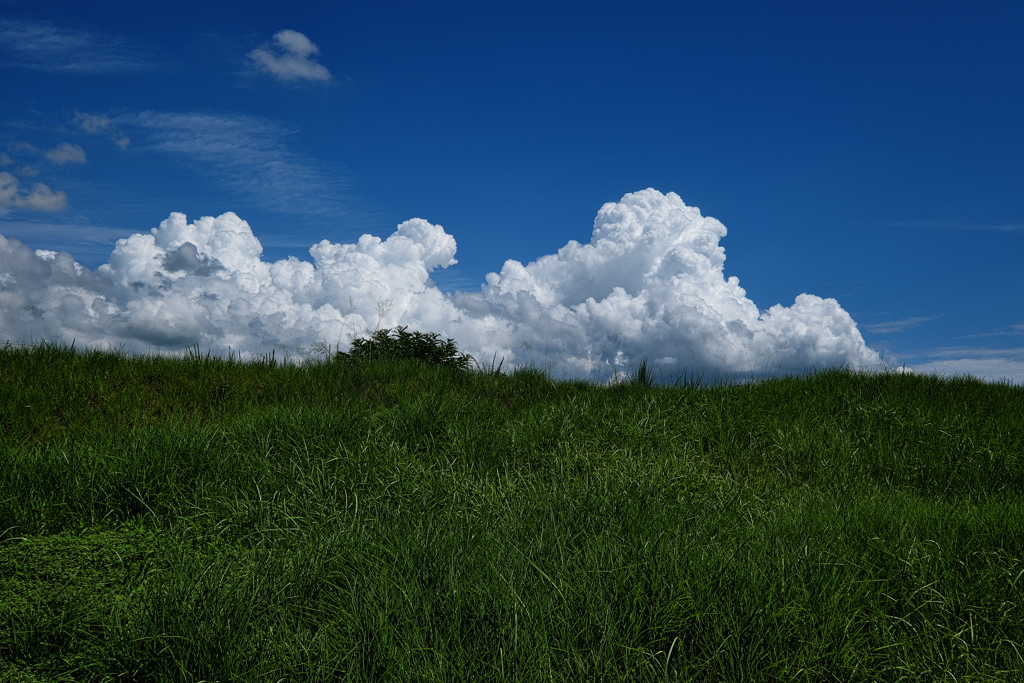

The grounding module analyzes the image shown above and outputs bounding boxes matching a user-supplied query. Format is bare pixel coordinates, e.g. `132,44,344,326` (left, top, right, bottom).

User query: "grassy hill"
1,343,1023,681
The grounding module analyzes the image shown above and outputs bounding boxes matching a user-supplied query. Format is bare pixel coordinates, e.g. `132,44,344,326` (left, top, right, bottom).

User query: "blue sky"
1,0,1022,382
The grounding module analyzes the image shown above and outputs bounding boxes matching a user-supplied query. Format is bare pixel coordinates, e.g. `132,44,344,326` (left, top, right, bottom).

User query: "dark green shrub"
336,326,475,371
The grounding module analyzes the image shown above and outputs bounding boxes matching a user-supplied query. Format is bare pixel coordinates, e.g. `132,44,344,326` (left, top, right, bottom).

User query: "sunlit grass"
1,342,1023,681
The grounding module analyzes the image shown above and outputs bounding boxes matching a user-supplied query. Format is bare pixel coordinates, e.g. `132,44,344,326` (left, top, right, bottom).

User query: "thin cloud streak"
120,111,353,219
878,219,1024,232
863,316,936,334
959,323,1024,339
0,218,131,247
0,18,158,73
901,345,1024,360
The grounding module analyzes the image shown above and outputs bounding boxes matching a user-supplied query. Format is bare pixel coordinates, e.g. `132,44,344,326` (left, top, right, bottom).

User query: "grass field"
1,342,1023,681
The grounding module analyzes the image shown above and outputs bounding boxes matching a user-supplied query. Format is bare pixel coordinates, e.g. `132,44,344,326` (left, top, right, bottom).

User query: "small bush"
336,326,475,371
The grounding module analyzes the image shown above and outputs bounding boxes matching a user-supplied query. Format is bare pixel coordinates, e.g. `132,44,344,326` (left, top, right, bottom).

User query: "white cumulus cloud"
248,30,332,83
0,189,883,381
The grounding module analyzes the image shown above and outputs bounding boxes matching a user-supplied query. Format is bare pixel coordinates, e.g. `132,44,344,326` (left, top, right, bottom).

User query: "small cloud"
15,183,68,211
17,166,38,177
73,111,131,148
863,316,936,335
45,143,87,165
248,30,332,83
0,172,68,213
75,112,112,134
0,154,12,166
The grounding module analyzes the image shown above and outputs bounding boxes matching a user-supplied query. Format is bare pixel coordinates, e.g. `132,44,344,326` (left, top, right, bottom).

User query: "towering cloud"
0,189,883,381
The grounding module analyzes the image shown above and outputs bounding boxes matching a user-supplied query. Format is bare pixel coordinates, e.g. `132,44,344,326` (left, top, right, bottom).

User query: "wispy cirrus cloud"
119,111,352,218
879,219,1024,232
907,346,1024,360
863,316,936,334
959,322,1024,339
0,217,127,249
0,18,157,73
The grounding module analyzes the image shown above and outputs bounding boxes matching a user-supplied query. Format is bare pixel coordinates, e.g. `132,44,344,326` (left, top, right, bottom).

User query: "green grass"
1,342,1023,681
